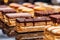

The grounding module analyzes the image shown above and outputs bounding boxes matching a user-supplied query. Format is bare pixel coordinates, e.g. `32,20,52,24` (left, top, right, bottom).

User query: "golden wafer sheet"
16,22,25,27
0,12,3,19
6,19,16,26
35,22,46,26
16,26,45,33
26,23,33,27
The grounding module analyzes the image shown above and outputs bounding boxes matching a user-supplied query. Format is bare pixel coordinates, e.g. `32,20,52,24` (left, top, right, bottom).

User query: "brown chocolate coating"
0,8,16,14
6,13,32,18
16,18,25,23
50,15,60,19
16,17,51,23
3,9,16,13
33,17,51,22
35,11,49,16
50,15,60,23
25,18,33,22
2,9,16,13
35,10,58,16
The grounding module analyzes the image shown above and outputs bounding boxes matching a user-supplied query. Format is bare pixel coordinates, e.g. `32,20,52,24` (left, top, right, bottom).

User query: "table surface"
0,29,15,40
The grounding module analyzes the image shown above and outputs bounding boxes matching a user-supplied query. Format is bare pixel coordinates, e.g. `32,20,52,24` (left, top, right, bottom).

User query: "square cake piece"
44,26,60,40
25,18,33,27
5,13,32,26
50,15,60,25
0,7,16,20
16,18,25,27
33,17,52,26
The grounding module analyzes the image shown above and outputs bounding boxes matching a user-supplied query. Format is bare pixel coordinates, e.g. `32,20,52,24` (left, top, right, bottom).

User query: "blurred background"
0,0,60,5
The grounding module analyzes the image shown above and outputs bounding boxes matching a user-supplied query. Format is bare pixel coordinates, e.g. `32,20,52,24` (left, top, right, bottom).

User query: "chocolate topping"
25,18,33,22
50,15,60,23
16,18,25,23
6,13,32,18
50,15,60,19
33,17,51,22
16,17,51,23
0,8,16,14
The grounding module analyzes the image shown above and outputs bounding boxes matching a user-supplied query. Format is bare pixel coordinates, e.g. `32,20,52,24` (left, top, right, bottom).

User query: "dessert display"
0,2,60,40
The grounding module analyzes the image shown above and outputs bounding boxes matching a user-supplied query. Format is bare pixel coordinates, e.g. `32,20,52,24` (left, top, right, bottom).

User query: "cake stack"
0,2,60,40
44,26,60,40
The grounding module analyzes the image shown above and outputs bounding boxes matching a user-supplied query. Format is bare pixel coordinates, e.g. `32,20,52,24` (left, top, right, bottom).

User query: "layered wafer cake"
15,17,50,40
0,7,16,29
0,6,9,19
15,16,52,33
0,7,16,20
16,18,25,27
5,13,32,26
34,6,55,16
0,5,8,29
16,18,34,27
34,5,60,16
15,18,44,40
9,3,22,9
25,18,34,27
16,30,44,40
3,13,32,36
44,26,60,40
34,17,52,26
50,14,60,26
34,6,47,16
18,7,34,16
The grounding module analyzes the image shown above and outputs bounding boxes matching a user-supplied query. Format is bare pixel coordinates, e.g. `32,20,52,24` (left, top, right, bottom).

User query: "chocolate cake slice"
33,17,52,26
50,15,60,24
25,18,33,26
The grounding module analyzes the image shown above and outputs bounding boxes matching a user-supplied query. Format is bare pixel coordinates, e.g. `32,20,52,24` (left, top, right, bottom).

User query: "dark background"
0,0,51,5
